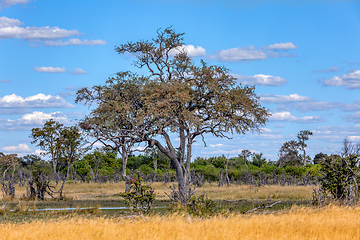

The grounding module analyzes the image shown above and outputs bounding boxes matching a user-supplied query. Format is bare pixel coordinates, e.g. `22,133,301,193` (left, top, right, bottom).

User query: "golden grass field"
1,205,359,240
7,182,315,201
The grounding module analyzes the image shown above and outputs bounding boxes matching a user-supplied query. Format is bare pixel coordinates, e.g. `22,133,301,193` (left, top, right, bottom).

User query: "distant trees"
30,119,84,179
76,27,269,204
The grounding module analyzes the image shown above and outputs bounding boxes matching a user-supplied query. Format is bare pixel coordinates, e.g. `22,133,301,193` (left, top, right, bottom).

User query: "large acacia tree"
76,28,269,204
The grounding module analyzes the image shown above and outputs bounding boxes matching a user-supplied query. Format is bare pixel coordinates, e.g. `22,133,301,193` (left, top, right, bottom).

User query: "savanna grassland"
1,182,357,239
1,205,360,239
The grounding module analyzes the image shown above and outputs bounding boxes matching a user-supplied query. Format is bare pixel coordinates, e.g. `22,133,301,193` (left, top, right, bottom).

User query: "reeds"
1,205,359,240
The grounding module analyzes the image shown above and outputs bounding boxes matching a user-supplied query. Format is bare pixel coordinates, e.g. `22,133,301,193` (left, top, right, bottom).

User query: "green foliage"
192,164,219,181
171,193,225,217
119,177,156,215
319,155,360,201
251,153,267,168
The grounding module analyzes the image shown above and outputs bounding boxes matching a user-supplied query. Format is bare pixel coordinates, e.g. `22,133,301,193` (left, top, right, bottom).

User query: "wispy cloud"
234,74,287,86
323,70,360,89
70,68,88,75
278,101,340,112
270,111,323,123
1,0,28,7
260,94,312,103
213,43,297,62
345,111,360,123
315,66,340,73
263,42,297,51
34,66,66,73
214,46,267,61
44,38,107,46
0,79,10,83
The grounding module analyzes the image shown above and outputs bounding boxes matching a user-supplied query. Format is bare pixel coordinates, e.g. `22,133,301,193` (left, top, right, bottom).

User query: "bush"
320,155,360,202
171,193,225,217
119,177,156,214
192,165,218,181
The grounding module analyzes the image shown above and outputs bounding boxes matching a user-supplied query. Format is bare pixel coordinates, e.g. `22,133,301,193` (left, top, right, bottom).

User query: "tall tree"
30,119,64,176
76,28,269,204
60,125,84,180
297,130,313,166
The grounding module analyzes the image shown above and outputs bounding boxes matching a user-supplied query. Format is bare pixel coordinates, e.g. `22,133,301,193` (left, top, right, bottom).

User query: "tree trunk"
121,146,131,193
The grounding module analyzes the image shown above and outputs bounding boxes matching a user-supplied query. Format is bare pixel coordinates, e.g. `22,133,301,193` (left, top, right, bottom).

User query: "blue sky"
1,0,360,161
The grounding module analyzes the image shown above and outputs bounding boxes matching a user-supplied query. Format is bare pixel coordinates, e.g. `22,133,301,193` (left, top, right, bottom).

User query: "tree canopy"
76,27,269,204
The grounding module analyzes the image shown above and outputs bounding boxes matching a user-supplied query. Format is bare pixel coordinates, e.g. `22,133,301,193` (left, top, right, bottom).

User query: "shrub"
119,177,156,214
313,155,360,206
171,193,225,217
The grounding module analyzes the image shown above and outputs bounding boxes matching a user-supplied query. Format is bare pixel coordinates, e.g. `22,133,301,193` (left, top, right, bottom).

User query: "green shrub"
119,177,156,215
171,193,225,217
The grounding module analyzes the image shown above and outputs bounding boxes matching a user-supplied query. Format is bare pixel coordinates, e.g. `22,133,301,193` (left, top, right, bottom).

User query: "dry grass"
1,205,359,239
199,184,313,200
6,182,313,201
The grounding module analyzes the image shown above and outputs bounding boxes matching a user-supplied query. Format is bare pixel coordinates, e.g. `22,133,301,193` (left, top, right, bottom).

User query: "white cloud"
34,149,46,156
215,46,267,61
34,66,66,73
260,94,312,103
0,79,10,83
44,38,107,46
234,74,287,86
70,68,88,75
214,43,297,62
0,17,106,46
169,44,206,57
20,111,69,125
270,111,323,123
323,70,360,89
0,93,74,109
132,146,146,151
209,143,223,148
1,143,31,153
264,42,297,50
0,16,23,28
0,111,70,130
0,25,80,40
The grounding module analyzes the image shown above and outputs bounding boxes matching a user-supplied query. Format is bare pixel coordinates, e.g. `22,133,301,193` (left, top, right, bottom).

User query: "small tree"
278,140,302,167
278,130,313,167
59,125,84,180
318,154,360,205
30,119,63,177
0,153,19,198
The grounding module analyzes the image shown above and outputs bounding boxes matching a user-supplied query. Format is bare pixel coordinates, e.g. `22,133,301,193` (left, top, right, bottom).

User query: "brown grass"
5,182,313,201
1,205,359,239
